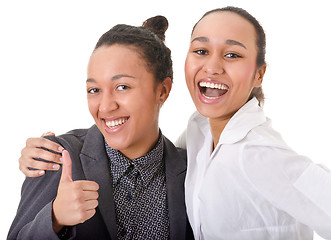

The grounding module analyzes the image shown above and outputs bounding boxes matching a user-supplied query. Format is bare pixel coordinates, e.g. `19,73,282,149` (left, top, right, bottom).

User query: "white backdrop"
1,0,330,239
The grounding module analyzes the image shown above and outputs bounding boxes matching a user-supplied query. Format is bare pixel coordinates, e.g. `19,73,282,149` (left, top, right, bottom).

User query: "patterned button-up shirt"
105,134,169,239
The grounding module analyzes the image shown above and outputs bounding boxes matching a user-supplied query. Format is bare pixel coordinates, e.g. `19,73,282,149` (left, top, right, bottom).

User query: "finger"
22,158,60,171
84,199,99,211
81,209,96,223
41,131,56,137
34,148,62,164
82,190,99,201
60,150,72,183
26,137,64,154
75,180,99,191
19,166,45,178
21,147,62,165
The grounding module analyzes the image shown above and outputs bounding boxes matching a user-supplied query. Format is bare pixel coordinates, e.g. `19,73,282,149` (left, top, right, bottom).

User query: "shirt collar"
219,97,266,144
192,98,267,145
105,132,164,187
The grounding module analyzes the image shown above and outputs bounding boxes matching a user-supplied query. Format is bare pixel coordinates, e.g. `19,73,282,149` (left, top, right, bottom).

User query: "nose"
202,54,224,75
98,92,119,113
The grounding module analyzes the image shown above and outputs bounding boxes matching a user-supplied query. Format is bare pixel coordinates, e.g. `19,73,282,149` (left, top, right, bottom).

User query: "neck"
121,128,160,160
208,117,231,150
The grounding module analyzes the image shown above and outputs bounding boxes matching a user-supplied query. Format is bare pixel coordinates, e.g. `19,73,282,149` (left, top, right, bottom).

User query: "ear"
157,77,172,104
253,64,267,87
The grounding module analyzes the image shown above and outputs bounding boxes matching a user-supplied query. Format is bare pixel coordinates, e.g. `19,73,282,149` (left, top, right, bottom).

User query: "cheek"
142,99,159,122
184,57,198,88
125,91,158,117
231,61,257,86
87,98,98,118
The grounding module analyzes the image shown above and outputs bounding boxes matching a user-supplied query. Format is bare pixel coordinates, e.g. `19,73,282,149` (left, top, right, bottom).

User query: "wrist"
52,214,64,233
52,200,64,234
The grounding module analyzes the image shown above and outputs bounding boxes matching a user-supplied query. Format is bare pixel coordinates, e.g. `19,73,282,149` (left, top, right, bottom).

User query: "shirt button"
120,229,127,237
126,193,132,201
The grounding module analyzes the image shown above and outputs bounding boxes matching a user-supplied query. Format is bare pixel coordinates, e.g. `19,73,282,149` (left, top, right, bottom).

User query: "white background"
1,0,330,239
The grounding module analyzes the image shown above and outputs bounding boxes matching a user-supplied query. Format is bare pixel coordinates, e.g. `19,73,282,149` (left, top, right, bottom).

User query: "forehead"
192,12,257,46
88,44,148,75
90,45,143,65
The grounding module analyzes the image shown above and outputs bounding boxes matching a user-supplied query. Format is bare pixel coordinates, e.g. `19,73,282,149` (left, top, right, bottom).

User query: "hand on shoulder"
19,132,63,177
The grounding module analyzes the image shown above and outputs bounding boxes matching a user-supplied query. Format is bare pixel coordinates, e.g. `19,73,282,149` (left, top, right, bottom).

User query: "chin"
105,138,129,152
195,106,215,119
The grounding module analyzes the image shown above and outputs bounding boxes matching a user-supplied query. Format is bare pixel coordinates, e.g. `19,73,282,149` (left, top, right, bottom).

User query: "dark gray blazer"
8,125,193,240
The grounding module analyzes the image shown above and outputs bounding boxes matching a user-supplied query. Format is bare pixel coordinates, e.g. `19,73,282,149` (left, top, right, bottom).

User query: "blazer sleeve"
7,169,63,240
8,131,88,240
240,144,331,239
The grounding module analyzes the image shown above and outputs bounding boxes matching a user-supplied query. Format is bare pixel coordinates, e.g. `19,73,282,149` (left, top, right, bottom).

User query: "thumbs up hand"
52,150,99,233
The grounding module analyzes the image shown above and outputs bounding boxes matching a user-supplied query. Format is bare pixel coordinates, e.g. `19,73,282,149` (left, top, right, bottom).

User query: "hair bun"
142,15,168,41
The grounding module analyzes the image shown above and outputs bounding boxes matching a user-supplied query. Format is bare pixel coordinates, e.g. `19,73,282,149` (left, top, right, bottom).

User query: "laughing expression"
86,44,163,159
185,11,264,122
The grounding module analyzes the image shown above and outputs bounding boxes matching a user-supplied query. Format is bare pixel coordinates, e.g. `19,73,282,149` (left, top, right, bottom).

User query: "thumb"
60,150,73,183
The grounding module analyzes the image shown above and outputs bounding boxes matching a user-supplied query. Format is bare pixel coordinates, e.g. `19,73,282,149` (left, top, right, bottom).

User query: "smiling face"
185,11,265,122
87,44,169,159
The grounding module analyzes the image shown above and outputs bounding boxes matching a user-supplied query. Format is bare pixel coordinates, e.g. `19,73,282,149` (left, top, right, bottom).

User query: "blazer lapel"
163,136,189,239
79,125,118,240
76,128,189,239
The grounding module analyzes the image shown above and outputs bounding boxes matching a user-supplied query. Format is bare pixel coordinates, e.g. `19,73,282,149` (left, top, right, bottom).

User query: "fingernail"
39,170,45,175
59,157,63,162
53,165,60,170
58,146,64,152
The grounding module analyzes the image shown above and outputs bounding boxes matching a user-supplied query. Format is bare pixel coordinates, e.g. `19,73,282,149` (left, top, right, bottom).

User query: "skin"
185,11,266,147
53,149,99,233
19,44,171,176
19,133,63,177
19,11,266,169
32,44,172,232
86,44,171,159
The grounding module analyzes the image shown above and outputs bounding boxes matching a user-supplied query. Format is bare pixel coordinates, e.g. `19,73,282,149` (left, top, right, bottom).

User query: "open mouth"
105,117,129,129
198,81,229,99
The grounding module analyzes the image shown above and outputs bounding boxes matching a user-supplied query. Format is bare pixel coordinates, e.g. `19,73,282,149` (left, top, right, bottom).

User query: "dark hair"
94,16,173,84
192,6,266,106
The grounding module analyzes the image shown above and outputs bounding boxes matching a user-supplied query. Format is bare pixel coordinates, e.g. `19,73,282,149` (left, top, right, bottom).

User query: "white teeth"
199,81,228,90
202,94,220,100
105,118,127,128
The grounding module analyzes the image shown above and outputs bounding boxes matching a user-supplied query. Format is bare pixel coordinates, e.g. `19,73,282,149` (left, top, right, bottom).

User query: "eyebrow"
191,36,247,49
191,36,209,43
86,74,135,83
225,39,247,49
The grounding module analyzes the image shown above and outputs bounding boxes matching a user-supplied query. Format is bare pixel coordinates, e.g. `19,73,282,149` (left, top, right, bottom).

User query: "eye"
193,49,208,55
224,53,242,59
87,88,99,94
116,85,130,91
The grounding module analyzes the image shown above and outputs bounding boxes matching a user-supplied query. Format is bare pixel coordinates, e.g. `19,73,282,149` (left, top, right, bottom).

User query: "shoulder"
46,127,89,145
174,129,187,150
238,124,312,189
44,126,96,154
229,116,292,153
162,135,187,171
163,135,186,157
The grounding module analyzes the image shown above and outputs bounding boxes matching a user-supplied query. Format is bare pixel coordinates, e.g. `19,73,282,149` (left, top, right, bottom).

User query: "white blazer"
177,98,331,240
